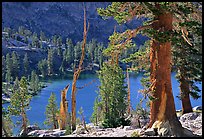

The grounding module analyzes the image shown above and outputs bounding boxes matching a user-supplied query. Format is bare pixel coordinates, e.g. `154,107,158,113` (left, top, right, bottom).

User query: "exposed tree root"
148,118,199,137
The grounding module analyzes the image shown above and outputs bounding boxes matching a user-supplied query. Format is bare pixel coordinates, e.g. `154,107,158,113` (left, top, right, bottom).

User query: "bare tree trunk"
59,84,69,130
71,7,89,132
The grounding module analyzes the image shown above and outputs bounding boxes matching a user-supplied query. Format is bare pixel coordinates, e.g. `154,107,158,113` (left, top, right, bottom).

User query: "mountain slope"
2,2,147,45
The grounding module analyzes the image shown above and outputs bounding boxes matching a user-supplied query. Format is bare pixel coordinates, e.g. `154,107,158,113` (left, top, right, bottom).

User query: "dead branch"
71,6,89,131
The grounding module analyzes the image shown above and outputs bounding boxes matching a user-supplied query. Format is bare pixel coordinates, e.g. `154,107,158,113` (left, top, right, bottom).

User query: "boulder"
195,128,202,136
193,106,202,111
123,126,133,131
73,125,86,134
139,118,149,127
143,128,156,136
19,125,40,136
27,130,39,137
52,130,65,137
38,133,53,137
179,112,200,122
116,125,123,129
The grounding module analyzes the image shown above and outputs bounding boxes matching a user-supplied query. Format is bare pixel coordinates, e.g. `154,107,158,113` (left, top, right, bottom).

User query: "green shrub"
102,117,131,128
65,125,72,135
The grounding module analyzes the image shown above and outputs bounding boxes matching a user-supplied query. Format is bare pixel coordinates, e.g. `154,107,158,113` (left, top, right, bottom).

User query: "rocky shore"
25,111,202,137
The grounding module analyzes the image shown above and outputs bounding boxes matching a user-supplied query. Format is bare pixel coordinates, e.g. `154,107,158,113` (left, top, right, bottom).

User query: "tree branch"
115,24,153,49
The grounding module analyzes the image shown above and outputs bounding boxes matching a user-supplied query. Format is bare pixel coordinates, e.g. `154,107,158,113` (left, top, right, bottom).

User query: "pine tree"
96,43,104,67
59,58,66,74
13,77,20,94
66,38,74,64
30,70,39,94
40,31,46,41
32,32,40,48
90,96,103,125
47,48,53,76
97,2,201,136
38,59,47,78
88,39,97,62
57,36,62,47
11,51,20,78
97,63,128,128
23,53,29,75
52,35,57,46
8,76,32,137
44,92,58,129
74,42,82,66
5,53,12,90
172,21,202,114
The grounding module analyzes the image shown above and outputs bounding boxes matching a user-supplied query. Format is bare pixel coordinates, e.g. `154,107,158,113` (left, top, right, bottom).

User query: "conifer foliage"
96,63,129,128
97,2,202,136
44,92,58,129
8,76,32,137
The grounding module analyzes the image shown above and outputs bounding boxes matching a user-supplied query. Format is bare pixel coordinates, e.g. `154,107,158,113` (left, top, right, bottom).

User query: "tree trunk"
71,7,89,131
148,40,158,128
59,84,69,130
146,11,195,137
22,111,27,137
71,78,77,131
179,70,193,114
127,68,131,114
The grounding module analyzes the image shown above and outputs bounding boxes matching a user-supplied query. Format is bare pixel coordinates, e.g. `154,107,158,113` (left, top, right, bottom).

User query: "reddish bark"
59,84,69,130
22,111,27,136
148,40,159,127
148,11,179,126
71,7,89,131
179,71,193,114
146,8,196,136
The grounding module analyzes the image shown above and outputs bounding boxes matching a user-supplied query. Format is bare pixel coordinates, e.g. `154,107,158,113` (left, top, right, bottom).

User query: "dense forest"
2,2,202,137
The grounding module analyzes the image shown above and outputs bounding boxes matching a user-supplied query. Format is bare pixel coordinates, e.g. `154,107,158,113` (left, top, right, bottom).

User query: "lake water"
3,72,202,135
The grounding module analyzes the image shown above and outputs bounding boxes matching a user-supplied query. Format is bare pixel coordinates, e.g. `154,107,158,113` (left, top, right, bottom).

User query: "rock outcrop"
25,111,202,137
179,112,202,136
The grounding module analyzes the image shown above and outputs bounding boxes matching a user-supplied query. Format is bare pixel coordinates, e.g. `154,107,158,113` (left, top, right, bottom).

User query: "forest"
2,2,202,137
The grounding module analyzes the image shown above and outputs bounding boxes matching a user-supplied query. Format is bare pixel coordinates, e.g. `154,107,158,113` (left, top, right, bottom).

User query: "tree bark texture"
59,84,69,130
179,70,193,114
146,11,194,136
22,111,27,136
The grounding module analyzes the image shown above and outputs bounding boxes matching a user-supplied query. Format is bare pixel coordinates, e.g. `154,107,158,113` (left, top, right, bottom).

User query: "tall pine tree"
97,63,128,128
44,92,58,129
97,2,201,136
8,76,31,137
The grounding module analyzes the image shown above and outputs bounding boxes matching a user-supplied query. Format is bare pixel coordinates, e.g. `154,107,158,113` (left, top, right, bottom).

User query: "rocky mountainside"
17,111,202,137
2,2,147,45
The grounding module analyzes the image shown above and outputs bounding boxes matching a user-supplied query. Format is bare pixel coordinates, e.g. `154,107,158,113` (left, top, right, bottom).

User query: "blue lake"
3,72,202,135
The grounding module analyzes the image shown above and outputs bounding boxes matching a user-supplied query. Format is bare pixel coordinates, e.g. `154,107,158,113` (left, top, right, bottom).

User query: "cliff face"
2,2,147,45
